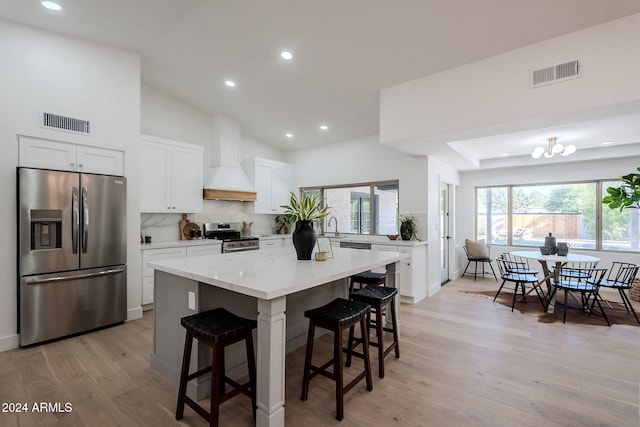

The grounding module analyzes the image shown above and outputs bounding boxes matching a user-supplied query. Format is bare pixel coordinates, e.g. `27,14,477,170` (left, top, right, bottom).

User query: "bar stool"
349,271,386,293
176,308,257,427
347,285,399,378
300,298,373,421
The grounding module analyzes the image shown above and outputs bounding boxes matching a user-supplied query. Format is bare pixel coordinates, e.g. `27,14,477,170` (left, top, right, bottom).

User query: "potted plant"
603,166,640,210
281,192,331,260
399,215,418,241
274,214,296,234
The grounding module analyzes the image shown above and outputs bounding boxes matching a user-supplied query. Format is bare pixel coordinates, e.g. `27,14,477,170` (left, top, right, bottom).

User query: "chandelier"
531,137,576,159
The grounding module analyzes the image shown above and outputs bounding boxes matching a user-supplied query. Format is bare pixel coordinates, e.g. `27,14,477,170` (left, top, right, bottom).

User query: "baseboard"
127,306,143,321
0,334,19,353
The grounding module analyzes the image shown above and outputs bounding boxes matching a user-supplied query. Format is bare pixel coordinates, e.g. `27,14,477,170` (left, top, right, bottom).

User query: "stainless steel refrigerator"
18,168,127,347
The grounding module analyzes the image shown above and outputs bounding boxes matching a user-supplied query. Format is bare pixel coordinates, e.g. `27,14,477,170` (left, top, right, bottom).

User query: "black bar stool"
300,298,373,421
349,271,386,293
176,308,257,427
347,285,399,378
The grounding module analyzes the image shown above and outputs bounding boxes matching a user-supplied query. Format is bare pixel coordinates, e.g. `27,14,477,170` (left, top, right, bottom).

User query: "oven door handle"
223,246,259,253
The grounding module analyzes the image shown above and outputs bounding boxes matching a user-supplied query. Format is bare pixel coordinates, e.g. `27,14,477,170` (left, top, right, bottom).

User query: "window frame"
474,178,639,253
302,180,399,236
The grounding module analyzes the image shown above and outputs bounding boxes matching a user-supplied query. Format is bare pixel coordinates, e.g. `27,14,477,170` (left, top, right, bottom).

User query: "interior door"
440,183,450,284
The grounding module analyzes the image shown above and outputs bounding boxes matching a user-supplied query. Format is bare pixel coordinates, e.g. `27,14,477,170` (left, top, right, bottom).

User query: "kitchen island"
149,245,407,427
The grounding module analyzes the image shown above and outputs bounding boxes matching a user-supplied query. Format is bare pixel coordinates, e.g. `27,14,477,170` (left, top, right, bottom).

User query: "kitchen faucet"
327,216,340,237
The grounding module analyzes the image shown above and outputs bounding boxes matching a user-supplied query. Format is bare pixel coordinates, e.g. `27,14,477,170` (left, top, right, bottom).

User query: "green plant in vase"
281,192,331,260
399,215,419,241
274,214,296,234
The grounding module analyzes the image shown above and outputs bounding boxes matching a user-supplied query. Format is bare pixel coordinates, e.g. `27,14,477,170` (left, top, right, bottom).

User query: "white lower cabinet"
260,239,283,249
142,243,222,307
142,247,187,306
186,245,222,257
346,243,427,304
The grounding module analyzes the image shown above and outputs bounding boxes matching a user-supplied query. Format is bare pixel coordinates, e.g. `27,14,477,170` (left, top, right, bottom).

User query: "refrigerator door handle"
72,186,79,254
82,187,89,253
25,268,126,285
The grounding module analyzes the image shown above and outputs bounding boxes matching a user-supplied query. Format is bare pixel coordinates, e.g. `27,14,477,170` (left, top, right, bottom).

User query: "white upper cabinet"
140,135,203,213
242,158,294,214
19,136,124,176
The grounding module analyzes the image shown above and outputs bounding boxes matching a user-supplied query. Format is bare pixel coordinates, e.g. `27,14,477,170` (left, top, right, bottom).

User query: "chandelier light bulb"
562,144,576,156
532,146,545,159
552,143,564,154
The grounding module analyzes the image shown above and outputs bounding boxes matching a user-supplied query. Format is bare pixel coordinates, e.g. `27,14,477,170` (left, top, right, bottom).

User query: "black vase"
400,223,412,241
292,220,316,260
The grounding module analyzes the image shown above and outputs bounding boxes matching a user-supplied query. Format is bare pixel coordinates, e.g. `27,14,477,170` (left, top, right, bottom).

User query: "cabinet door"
271,166,293,214
253,163,274,213
19,137,76,171
186,245,221,257
398,248,413,297
77,145,124,176
170,145,203,213
140,141,172,212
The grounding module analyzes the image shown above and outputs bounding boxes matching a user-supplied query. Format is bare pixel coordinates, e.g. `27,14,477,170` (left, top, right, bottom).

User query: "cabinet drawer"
371,244,398,252
260,239,283,248
142,247,187,276
186,245,221,257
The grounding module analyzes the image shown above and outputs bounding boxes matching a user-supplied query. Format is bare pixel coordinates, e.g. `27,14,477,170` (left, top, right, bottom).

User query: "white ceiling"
2,0,640,169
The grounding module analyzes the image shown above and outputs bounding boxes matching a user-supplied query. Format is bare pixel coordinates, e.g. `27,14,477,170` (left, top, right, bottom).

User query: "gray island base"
149,246,406,427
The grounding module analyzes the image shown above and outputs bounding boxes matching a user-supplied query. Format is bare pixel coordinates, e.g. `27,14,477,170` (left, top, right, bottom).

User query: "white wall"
140,85,288,239
380,13,640,144
458,156,640,275
285,135,458,298
0,21,141,350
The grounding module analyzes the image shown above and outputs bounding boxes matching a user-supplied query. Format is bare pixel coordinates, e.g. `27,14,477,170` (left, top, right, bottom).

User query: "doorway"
440,183,451,285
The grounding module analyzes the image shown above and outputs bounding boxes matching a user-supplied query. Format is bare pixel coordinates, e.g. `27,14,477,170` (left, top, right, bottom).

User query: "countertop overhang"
149,246,407,300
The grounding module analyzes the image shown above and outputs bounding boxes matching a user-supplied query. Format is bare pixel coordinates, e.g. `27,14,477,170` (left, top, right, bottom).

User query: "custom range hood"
203,115,257,201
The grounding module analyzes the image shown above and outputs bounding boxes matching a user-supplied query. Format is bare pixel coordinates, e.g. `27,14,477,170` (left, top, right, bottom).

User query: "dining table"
509,250,601,313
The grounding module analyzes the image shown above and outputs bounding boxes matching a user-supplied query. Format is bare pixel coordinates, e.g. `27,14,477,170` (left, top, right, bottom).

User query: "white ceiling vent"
40,111,91,135
530,59,582,88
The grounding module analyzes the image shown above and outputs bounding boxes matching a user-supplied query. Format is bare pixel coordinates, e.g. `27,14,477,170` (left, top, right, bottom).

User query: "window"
602,180,640,252
303,181,399,235
475,180,639,253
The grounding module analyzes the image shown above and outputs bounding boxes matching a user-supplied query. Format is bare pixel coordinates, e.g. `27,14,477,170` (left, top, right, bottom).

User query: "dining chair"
500,252,539,275
494,256,546,312
557,260,599,281
463,239,497,282
588,262,639,324
549,267,610,325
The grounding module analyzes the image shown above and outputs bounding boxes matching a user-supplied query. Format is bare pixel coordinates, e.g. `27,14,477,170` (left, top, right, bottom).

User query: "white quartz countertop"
140,239,222,250
149,246,408,300
257,233,426,247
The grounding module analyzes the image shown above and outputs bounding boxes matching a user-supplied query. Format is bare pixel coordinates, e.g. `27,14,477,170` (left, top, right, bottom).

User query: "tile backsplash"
141,200,277,242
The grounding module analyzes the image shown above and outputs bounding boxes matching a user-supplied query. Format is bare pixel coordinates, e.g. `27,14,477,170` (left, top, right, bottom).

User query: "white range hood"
203,115,257,201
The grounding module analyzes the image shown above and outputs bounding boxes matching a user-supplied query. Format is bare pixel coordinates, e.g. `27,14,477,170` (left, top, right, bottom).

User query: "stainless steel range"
202,223,259,253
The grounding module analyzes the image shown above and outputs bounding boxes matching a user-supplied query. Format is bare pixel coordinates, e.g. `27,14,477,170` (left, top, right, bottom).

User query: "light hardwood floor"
1,276,639,427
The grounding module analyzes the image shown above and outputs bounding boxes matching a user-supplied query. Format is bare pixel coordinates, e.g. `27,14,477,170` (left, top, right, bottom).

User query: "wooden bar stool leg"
390,299,400,358
245,331,257,420
300,320,315,401
176,330,193,420
360,317,373,391
345,323,355,367
335,326,344,421
210,344,224,427
375,303,385,378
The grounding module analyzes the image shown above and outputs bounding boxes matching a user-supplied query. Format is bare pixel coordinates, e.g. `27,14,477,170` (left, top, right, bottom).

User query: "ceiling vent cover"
41,111,91,135
530,59,582,88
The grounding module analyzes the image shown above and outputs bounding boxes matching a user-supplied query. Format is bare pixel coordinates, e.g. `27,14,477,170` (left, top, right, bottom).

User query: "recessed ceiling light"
280,51,293,60
319,124,328,131
601,141,614,145
224,80,236,88
42,1,62,11
499,153,509,157
285,133,293,138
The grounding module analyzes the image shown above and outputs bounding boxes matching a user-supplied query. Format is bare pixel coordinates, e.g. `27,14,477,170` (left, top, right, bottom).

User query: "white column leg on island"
256,296,287,427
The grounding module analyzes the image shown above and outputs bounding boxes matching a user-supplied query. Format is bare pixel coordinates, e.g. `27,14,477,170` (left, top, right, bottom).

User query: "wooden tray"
182,222,200,240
